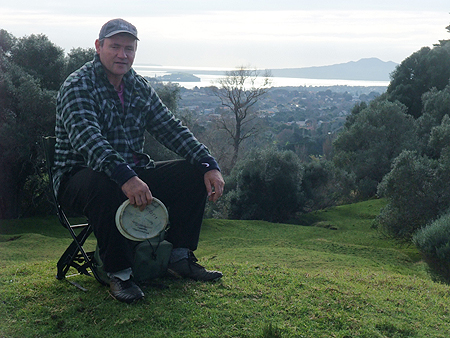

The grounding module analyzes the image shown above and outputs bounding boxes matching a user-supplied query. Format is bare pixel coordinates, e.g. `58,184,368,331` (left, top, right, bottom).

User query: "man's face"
95,33,137,79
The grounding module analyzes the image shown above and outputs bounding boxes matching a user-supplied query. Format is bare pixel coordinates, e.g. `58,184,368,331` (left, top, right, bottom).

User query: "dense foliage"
333,98,417,199
0,29,95,218
224,147,304,222
0,55,56,218
331,34,450,251
10,34,66,91
363,36,450,280
375,87,450,243
413,212,450,283
376,150,447,240
301,159,354,211
305,24,450,279
387,44,450,118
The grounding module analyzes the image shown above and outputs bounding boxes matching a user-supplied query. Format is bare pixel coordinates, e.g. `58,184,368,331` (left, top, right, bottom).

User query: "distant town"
171,84,385,137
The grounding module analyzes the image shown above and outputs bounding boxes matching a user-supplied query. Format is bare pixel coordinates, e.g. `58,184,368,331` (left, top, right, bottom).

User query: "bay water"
134,65,389,89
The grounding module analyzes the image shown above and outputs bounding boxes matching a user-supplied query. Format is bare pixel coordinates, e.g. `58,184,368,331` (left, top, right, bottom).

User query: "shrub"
301,160,355,211
225,148,303,222
376,149,450,241
376,150,442,240
333,99,417,200
413,212,450,283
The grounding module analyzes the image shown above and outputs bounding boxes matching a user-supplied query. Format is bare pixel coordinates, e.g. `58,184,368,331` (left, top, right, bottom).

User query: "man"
54,18,225,303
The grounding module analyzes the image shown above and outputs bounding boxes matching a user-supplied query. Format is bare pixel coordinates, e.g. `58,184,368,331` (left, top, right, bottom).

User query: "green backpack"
93,230,173,285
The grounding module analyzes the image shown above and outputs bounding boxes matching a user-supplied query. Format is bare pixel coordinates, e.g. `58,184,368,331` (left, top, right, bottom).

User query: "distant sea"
134,65,390,89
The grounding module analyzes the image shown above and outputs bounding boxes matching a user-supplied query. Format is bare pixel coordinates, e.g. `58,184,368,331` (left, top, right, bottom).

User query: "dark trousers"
58,159,208,273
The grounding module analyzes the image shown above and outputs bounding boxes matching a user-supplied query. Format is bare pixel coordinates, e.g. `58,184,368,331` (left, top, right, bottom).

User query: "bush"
301,160,355,211
225,148,304,222
333,98,417,200
413,212,450,283
376,149,450,241
376,150,443,240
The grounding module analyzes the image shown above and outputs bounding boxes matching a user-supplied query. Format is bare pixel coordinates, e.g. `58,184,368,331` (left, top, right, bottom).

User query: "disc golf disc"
115,198,169,241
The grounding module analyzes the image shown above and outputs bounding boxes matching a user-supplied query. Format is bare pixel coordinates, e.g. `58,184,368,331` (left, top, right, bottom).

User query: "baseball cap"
99,18,139,40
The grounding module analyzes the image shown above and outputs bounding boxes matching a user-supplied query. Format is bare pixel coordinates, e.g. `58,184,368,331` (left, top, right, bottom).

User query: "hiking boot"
167,251,223,281
109,277,144,303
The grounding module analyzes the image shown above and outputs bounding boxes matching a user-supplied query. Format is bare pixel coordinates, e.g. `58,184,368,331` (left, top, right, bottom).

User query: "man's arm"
57,82,127,179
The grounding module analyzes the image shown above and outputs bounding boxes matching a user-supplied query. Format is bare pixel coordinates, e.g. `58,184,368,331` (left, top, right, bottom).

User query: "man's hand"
204,169,225,203
121,176,152,211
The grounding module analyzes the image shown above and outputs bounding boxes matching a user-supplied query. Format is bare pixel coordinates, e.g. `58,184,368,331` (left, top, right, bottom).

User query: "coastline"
134,65,390,89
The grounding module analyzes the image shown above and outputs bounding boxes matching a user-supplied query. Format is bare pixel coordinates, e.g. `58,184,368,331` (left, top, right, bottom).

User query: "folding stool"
42,136,105,287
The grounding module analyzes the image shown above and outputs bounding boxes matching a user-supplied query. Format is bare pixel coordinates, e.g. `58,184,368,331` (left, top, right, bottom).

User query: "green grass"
1,199,449,337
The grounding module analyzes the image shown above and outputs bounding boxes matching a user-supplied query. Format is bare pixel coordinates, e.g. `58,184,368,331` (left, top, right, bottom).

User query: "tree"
10,34,66,90
376,74,450,242
415,85,450,156
0,29,16,54
210,66,272,171
0,55,56,218
65,47,95,77
387,43,450,118
375,86,450,241
224,147,304,222
333,98,417,199
151,81,181,114
144,82,183,161
344,101,368,129
428,114,450,158
376,150,450,241
301,159,354,211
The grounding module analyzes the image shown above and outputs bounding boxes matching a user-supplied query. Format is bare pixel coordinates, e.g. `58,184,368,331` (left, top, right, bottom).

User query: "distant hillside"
270,58,398,81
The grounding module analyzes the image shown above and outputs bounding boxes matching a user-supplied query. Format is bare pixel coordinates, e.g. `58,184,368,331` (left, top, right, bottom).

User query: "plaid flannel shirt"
53,54,217,195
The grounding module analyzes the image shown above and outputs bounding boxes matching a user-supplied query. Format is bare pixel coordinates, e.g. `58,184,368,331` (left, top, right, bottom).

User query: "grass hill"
1,199,449,337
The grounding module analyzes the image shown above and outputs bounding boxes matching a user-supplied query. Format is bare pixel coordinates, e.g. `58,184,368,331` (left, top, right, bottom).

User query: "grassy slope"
0,199,449,338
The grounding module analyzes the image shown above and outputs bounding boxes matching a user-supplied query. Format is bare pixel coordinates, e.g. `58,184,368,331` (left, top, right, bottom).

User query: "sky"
1,0,449,69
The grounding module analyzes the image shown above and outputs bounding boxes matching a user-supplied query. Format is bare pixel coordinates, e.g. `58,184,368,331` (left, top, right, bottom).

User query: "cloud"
1,5,448,68
133,9,448,67
136,10,445,42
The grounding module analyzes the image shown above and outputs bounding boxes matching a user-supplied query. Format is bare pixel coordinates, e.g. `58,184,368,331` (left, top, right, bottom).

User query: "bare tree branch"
210,66,272,169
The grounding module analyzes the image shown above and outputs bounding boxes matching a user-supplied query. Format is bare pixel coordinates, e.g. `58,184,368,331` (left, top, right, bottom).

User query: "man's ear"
95,39,101,54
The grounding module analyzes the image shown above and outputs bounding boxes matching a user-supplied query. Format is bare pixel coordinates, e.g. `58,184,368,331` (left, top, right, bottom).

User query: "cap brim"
103,30,139,40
